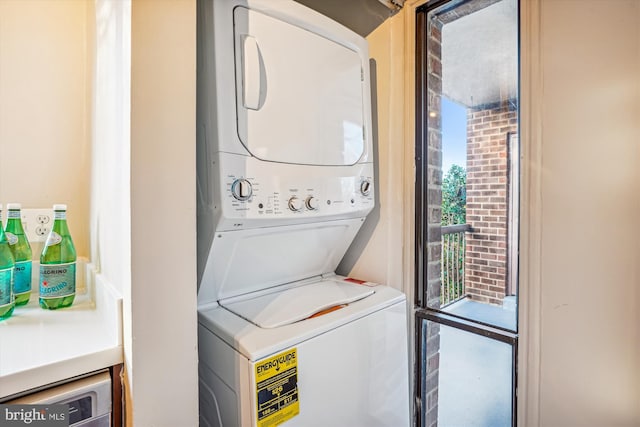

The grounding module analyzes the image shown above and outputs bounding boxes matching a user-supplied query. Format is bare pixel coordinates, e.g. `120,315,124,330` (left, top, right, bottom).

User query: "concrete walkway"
443,297,517,331
434,298,517,426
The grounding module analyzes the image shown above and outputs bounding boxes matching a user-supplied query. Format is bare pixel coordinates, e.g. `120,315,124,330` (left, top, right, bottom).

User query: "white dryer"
196,1,409,426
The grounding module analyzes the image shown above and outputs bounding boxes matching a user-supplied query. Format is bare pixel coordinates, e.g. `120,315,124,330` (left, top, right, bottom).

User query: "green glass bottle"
5,203,33,306
0,204,16,320
39,204,76,310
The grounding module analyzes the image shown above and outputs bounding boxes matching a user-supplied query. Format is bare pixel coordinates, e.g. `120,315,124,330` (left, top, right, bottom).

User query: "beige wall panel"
130,0,198,425
339,13,407,292
539,1,640,425
0,0,91,257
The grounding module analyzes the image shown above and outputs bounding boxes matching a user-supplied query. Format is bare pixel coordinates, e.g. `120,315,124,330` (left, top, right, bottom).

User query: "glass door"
415,0,520,425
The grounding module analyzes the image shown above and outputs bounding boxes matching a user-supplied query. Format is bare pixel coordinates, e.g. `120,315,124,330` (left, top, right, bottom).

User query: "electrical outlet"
20,209,53,243
35,225,51,237
36,214,50,224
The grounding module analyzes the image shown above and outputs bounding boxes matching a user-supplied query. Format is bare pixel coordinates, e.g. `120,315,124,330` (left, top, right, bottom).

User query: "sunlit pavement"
435,298,517,426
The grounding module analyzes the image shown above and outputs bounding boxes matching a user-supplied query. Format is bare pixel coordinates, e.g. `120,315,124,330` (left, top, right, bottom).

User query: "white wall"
129,0,198,425
90,1,199,424
89,0,132,422
537,1,640,425
0,0,91,256
90,0,131,297
338,13,407,292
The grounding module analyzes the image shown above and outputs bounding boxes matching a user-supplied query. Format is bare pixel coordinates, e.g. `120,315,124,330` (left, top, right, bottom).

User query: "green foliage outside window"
442,164,466,225
441,164,467,305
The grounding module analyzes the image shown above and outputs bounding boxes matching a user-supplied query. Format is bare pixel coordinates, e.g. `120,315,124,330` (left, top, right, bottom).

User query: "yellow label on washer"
255,348,299,427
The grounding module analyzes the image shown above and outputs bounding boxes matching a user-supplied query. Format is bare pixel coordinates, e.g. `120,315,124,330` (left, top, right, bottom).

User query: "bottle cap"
6,203,21,210
53,204,67,211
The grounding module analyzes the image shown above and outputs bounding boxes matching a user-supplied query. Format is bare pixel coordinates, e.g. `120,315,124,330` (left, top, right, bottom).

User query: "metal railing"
441,224,471,307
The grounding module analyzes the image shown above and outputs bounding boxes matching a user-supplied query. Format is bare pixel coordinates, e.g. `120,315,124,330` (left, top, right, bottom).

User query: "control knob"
305,196,319,210
288,197,304,212
360,179,372,196
231,178,252,201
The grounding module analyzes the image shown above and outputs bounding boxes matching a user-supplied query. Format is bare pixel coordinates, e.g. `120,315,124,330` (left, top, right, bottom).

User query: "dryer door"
234,7,366,166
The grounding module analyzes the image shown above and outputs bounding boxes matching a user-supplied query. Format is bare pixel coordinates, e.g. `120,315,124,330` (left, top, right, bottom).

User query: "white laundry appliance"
196,1,410,426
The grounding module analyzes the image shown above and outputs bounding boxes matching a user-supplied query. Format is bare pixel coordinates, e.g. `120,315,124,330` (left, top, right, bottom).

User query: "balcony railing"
441,223,471,307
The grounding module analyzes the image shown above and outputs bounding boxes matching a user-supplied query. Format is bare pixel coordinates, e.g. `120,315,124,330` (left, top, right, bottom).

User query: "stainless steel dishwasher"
6,371,111,426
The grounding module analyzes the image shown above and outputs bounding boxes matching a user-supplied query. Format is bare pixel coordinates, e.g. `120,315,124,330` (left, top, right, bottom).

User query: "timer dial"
305,196,319,210
288,197,304,212
231,179,253,201
360,179,372,196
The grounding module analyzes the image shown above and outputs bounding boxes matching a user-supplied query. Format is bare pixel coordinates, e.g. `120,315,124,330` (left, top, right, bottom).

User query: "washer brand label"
255,348,299,427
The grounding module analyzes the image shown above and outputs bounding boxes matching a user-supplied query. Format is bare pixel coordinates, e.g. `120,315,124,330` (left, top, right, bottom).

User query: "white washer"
199,277,409,427
197,1,409,426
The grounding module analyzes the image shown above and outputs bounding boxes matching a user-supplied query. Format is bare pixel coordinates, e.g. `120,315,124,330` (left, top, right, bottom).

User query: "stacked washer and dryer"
196,1,410,426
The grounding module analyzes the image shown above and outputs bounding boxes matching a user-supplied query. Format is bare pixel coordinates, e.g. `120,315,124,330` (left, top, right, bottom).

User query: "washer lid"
221,279,374,329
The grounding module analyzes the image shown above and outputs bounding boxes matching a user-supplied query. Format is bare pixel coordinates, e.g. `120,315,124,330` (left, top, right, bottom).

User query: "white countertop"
0,261,123,399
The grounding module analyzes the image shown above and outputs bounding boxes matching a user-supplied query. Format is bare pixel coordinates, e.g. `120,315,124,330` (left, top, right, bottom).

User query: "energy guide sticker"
255,348,299,427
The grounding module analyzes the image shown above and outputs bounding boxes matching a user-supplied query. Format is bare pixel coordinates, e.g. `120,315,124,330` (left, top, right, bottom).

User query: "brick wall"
424,17,443,427
464,104,517,305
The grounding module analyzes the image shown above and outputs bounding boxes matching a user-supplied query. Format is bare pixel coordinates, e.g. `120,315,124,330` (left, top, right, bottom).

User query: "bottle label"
45,231,63,247
54,211,67,220
0,267,13,309
7,210,20,219
5,232,18,245
40,262,75,299
14,260,32,296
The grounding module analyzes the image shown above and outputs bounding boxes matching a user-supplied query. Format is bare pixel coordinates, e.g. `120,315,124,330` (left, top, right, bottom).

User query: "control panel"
225,176,373,215
212,154,375,230
213,166,372,230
